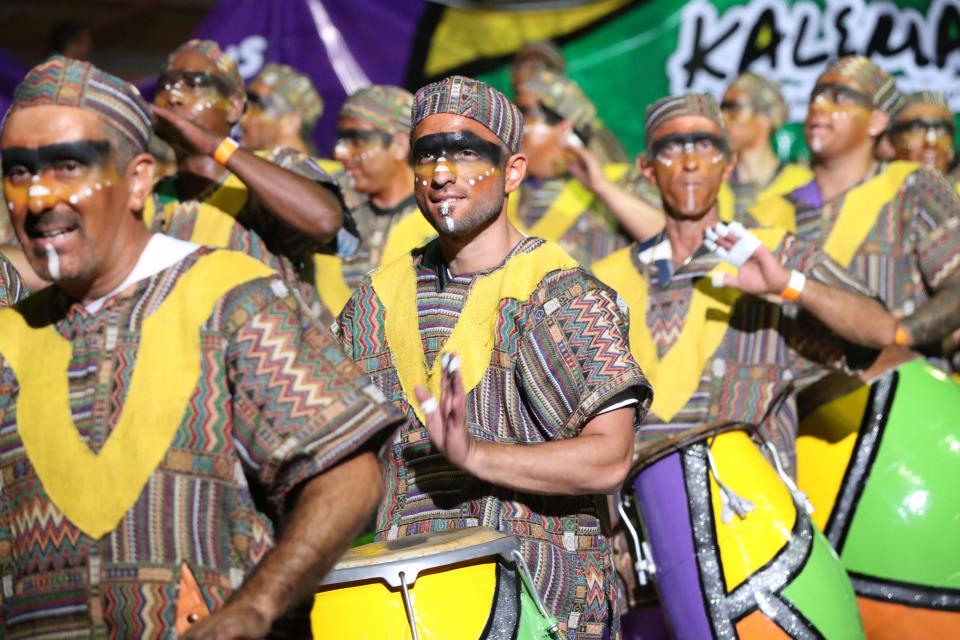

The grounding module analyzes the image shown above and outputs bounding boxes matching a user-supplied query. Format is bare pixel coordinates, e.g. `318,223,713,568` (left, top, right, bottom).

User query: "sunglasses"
157,71,233,97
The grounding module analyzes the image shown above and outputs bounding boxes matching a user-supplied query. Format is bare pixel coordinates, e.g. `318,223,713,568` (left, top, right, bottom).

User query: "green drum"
797,358,960,638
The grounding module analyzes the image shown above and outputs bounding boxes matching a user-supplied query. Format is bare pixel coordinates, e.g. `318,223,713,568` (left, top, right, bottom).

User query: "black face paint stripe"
411,131,503,166
891,118,955,135
2,140,112,176
650,132,729,156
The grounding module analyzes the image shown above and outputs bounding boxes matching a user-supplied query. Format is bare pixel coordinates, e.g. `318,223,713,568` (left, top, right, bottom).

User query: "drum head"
629,420,748,479
321,527,520,588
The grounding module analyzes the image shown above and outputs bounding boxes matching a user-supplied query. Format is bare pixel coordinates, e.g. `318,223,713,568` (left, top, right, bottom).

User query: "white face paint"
28,184,51,198
926,128,938,144
685,184,696,212
45,244,60,281
440,200,454,232
656,156,673,167
809,136,823,153
830,111,849,121
711,154,724,165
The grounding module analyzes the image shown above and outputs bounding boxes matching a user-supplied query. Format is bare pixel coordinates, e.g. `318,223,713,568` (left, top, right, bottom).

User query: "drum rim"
628,419,752,480
319,533,521,589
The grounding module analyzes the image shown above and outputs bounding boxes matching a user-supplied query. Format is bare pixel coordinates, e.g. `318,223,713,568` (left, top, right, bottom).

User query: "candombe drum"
311,527,560,639
797,356,960,638
628,423,864,639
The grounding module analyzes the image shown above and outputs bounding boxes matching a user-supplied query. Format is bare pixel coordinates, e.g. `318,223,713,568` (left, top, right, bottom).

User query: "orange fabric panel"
735,609,792,640
857,596,960,640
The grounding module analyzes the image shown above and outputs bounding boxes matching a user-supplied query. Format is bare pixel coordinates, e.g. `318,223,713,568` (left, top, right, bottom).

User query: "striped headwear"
251,63,323,127
821,55,903,115
515,41,565,74
7,55,153,149
412,75,524,154
340,85,414,134
729,72,788,129
896,90,952,121
165,39,242,97
644,93,726,150
518,70,598,138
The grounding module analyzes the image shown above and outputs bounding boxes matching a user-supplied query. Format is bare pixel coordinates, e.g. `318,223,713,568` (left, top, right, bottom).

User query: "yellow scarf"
372,241,578,424
0,252,274,539
592,228,785,421
143,172,249,248
748,162,919,266
314,208,436,316
714,165,813,226
507,164,630,239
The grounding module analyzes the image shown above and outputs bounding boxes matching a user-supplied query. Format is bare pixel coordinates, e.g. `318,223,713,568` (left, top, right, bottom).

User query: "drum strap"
507,164,630,240
593,228,785,421
0,252,273,539
372,241,578,425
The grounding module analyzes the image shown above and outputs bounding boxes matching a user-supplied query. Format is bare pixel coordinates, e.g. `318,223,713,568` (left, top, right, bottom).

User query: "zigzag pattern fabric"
341,85,414,134
10,55,153,148
337,237,651,639
900,89,952,114
253,63,324,126
412,75,524,153
519,69,598,136
729,71,789,129
166,39,242,96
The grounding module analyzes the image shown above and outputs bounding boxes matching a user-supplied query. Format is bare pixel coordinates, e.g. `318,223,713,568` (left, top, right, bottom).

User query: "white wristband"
781,270,806,302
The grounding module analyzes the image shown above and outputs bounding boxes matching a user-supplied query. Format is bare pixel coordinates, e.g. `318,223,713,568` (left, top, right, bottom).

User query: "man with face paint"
241,63,324,155
314,85,437,314
594,93,895,474
0,57,401,638
720,72,813,221
147,40,354,300
890,90,957,183
751,56,960,368
336,75,653,639
511,70,657,266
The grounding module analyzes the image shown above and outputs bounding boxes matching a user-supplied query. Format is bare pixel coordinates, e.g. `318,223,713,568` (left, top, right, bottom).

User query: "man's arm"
182,452,383,639
900,281,960,349
153,105,344,243
564,135,666,242
709,224,896,348
414,363,636,496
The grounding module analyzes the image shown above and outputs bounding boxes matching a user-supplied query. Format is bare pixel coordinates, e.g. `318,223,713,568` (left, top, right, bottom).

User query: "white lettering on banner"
668,0,960,120
225,35,268,79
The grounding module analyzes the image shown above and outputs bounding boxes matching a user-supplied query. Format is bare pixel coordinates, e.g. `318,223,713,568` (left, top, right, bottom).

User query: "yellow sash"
314,209,437,316
507,164,630,239
143,172,249,248
756,163,814,203
748,194,798,231
0,252,274,539
717,183,735,222
821,161,918,267
372,241,578,424
593,228,785,421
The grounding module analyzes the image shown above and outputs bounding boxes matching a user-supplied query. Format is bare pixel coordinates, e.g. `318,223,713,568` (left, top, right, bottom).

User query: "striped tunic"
0,248,399,638
336,237,651,640
0,254,26,309
789,163,960,319
625,232,874,475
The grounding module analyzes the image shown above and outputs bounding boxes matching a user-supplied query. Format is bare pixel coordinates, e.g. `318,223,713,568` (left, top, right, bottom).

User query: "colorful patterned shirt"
0,247,399,638
336,237,651,639
597,232,875,475
781,163,960,318
731,162,814,224
0,254,26,308
511,166,651,267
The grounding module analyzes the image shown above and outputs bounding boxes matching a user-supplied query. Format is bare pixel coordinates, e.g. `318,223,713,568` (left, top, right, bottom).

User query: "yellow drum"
311,528,559,639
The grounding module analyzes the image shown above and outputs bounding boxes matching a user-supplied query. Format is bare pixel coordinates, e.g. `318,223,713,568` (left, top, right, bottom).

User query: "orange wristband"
213,137,239,166
894,326,909,346
780,270,806,302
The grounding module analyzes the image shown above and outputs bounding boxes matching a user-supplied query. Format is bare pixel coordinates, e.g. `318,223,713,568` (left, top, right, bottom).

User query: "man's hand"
705,222,790,296
414,353,475,470
152,104,221,157
563,126,608,196
180,603,272,640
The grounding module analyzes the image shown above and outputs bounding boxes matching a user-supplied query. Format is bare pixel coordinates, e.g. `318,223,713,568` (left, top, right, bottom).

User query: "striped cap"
412,75,524,154
821,56,903,115
644,93,725,149
897,90,951,120
518,70,597,137
728,72,788,129
8,55,153,149
340,85,413,134
251,63,323,127
515,41,565,74
165,39,242,97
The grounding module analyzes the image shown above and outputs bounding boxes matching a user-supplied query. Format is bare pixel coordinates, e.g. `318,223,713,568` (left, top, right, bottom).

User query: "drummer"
335,75,653,639
592,93,896,474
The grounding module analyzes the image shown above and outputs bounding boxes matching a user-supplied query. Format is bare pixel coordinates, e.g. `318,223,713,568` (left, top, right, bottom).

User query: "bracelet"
780,270,806,302
213,137,239,166
894,326,910,346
